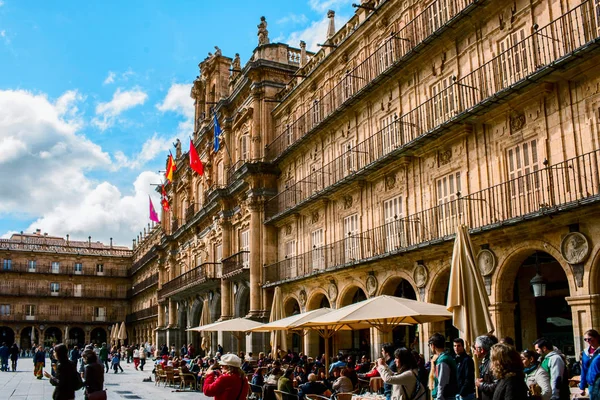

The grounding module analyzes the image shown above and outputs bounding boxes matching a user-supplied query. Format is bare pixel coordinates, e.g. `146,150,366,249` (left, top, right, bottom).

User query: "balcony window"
431,77,457,127
27,260,36,272
311,229,325,270
240,134,250,162
51,261,60,274
0,304,10,316
240,230,249,268
344,214,359,263
381,114,399,155
49,305,58,316
216,160,225,185
507,139,540,216
498,29,528,88
94,307,106,322
377,37,395,74
341,141,356,177
96,264,104,275
74,284,82,297
2,259,11,270
27,281,36,294
50,282,60,296
25,304,36,320
383,196,404,252
436,171,463,234
215,244,222,277
74,263,83,274
285,240,297,276
73,305,82,316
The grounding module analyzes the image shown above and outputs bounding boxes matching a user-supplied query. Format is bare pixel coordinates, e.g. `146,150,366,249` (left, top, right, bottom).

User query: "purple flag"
149,196,160,223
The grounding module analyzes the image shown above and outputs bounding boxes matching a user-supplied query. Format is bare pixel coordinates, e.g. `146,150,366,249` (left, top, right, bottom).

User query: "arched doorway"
284,297,301,352
390,279,418,349
0,326,15,346
20,327,37,350
306,292,331,358
67,327,85,348
427,269,459,347
511,251,573,354
90,327,107,345
234,283,250,318
338,287,368,356
44,327,62,347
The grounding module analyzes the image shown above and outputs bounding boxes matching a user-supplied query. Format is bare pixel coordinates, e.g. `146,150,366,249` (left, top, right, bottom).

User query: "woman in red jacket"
204,354,249,400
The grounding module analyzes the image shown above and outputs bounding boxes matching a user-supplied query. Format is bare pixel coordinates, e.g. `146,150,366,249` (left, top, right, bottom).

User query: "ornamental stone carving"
285,224,292,236
510,111,526,132
299,290,307,307
311,211,320,224
385,175,396,190
366,274,378,296
561,232,590,264
477,249,496,276
413,263,428,288
343,195,353,209
328,282,338,303
257,16,269,46
438,149,452,166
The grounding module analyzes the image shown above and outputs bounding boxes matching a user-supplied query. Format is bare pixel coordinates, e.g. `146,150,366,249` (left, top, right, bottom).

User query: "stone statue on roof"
257,16,269,46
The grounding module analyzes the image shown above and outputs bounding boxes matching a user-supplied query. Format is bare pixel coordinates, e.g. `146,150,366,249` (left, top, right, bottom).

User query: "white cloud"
92,87,147,130
0,89,161,245
277,13,309,25
0,30,5,37
308,0,353,13
284,12,352,52
156,82,194,135
103,71,116,85
113,132,176,170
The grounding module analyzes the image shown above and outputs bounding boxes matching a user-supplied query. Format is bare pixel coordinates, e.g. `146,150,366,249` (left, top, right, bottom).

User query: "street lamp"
530,251,547,297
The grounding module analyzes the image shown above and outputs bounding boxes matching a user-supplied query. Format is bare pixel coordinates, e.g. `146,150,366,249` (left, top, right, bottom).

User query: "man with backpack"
534,338,569,400
429,333,458,400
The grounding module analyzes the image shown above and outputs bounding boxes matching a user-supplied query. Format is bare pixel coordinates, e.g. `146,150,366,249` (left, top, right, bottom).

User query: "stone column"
251,90,262,160
158,302,166,327
168,299,177,327
221,219,232,320
248,200,262,316
566,294,600,360
488,302,517,339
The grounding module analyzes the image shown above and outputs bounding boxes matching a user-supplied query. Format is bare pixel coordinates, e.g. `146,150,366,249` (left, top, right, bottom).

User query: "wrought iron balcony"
0,262,128,277
126,305,159,323
222,251,250,278
0,312,121,324
264,148,600,284
129,246,158,276
128,273,159,298
265,0,600,221
157,262,220,301
0,285,128,299
186,204,197,223
266,0,479,161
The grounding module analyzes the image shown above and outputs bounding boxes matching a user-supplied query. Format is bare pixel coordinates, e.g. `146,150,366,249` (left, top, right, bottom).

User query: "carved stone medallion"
298,290,307,307
438,149,452,166
311,211,320,224
510,112,526,132
385,175,396,190
285,224,292,235
413,263,428,288
477,249,496,276
366,274,378,296
328,282,338,303
561,232,590,264
343,195,353,209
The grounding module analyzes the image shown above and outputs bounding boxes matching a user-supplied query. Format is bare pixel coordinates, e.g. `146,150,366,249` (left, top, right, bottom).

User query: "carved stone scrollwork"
343,195,353,209
438,149,452,166
285,224,292,236
385,175,396,190
311,211,320,224
299,290,307,307
510,111,526,132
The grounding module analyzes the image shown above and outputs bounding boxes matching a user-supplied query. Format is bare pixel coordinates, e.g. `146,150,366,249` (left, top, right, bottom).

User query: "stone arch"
306,289,330,311
0,326,15,346
493,240,575,303
190,296,205,328
337,284,367,309
586,244,600,295
44,326,63,346
210,292,221,322
90,327,107,345
68,327,85,347
234,283,250,318
426,266,451,305
283,296,301,317
379,273,418,298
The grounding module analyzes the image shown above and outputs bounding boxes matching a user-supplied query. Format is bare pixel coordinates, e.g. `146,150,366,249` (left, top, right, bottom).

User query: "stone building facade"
131,0,600,360
0,230,130,349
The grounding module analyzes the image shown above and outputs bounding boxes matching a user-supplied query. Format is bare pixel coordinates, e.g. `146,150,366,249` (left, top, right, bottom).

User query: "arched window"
240,134,250,162
216,160,224,185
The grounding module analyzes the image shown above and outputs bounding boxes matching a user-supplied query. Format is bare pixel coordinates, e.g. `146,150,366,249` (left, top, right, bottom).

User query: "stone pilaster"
248,200,263,317
488,302,517,339
566,294,600,360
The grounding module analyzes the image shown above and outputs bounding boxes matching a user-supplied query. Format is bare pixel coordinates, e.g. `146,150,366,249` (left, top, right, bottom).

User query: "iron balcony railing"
128,273,159,298
0,313,122,323
0,285,128,299
186,204,196,223
157,262,220,301
222,251,250,278
126,305,159,323
264,148,600,284
266,0,479,161
265,0,600,220
130,246,158,276
0,262,128,277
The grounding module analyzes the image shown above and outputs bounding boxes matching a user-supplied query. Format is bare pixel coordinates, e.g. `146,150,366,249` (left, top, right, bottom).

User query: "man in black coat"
474,335,498,400
454,338,475,400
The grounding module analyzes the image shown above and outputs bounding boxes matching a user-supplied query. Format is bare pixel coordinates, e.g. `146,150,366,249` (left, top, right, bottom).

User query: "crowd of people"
0,328,598,400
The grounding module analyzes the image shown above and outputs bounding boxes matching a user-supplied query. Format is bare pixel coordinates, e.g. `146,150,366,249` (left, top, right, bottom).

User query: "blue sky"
0,0,354,246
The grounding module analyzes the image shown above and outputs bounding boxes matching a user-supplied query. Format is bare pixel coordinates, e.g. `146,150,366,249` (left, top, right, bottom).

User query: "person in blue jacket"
581,329,600,397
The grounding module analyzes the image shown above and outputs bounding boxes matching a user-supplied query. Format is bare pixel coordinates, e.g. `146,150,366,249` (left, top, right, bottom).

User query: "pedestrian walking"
33,345,45,379
133,347,140,370
111,351,124,373
139,344,146,371
521,350,551,400
534,338,568,400
0,342,9,371
82,349,105,400
9,343,19,371
99,343,109,373
580,330,600,397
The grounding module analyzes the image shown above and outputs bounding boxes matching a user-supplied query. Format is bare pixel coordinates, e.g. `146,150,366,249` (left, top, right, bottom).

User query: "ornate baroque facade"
132,0,600,359
0,230,130,348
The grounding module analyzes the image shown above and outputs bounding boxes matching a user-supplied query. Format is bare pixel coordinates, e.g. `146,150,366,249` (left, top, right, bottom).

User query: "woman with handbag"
521,350,550,400
377,347,426,400
83,349,105,400
203,354,249,400
43,343,82,400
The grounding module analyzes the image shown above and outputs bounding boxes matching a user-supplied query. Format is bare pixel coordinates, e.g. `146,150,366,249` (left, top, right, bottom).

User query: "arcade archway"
0,326,14,346
337,286,368,356
284,297,301,352
44,327,62,347
90,327,107,345
306,292,331,358
67,327,85,348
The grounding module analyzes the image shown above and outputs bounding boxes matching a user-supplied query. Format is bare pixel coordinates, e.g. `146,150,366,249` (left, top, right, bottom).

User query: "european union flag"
213,113,221,153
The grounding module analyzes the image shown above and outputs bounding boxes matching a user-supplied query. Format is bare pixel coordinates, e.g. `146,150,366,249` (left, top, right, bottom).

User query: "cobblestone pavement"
0,357,210,400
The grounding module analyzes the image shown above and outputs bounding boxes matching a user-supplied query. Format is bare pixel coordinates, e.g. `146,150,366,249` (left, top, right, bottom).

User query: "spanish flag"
165,154,176,182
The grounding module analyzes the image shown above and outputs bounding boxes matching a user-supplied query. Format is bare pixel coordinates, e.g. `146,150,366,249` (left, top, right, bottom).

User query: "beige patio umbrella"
199,299,211,354
248,307,332,333
187,317,263,351
447,225,495,396
117,321,127,345
269,287,287,358
296,295,451,372
110,323,117,345
446,225,494,348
